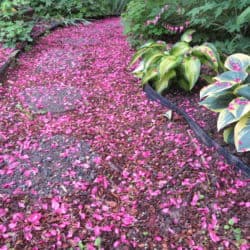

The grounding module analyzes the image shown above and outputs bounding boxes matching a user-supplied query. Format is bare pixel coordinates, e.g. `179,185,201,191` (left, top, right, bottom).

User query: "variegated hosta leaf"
214,71,248,84
233,84,250,99
132,61,144,78
203,42,221,68
191,45,219,71
159,55,181,79
129,47,149,67
154,70,176,93
228,97,250,120
234,113,250,152
129,42,166,67
144,52,163,70
178,78,190,91
181,56,201,91
223,126,234,145
180,29,195,43
199,92,235,112
200,81,236,99
224,53,250,72
217,109,238,131
170,42,190,57
142,68,158,85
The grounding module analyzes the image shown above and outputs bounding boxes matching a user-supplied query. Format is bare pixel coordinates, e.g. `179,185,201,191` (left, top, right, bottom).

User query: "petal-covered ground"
0,18,249,250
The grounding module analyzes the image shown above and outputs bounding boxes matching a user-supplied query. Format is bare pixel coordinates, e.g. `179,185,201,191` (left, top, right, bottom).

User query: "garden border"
144,84,250,177
0,21,63,83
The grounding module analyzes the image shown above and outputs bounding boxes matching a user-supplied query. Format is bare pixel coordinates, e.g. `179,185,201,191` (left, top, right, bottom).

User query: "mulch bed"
0,17,249,250
164,83,250,167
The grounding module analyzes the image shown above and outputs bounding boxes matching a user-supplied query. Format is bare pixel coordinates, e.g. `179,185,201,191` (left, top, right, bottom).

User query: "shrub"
122,0,187,47
186,0,250,54
130,29,221,93
122,0,250,54
200,53,250,152
0,0,34,47
0,0,131,47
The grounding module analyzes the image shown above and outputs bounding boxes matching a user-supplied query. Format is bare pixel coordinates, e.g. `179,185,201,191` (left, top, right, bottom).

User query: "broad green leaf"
132,61,144,78
225,53,250,72
191,45,219,71
236,7,250,27
214,71,248,83
180,29,195,43
234,113,250,152
233,84,250,99
144,52,163,70
178,78,190,91
217,109,238,131
142,68,158,85
223,126,234,145
159,55,181,79
203,42,222,68
200,92,235,112
170,42,190,57
200,81,236,99
181,56,201,91
154,70,176,93
228,97,250,120
129,47,148,67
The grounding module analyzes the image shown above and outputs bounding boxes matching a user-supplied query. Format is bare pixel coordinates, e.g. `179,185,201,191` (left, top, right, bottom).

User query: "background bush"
122,0,250,54
0,0,131,47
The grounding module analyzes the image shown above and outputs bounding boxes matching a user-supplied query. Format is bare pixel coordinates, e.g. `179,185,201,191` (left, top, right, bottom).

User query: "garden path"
0,18,249,249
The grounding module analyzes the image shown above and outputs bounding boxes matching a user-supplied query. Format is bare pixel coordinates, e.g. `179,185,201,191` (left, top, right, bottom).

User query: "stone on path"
35,49,84,73
0,135,99,196
19,85,84,114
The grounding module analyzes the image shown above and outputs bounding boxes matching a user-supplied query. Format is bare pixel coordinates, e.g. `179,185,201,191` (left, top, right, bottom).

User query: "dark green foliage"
0,0,131,47
186,0,250,54
122,0,250,54
122,0,187,47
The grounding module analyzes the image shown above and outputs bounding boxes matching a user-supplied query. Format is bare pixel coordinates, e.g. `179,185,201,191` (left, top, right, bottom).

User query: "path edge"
0,21,63,83
144,84,250,177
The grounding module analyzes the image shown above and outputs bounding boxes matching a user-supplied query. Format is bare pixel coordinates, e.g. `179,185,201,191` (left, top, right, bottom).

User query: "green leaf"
191,44,219,71
214,71,248,83
154,70,176,93
228,218,235,226
129,47,148,67
234,113,250,152
228,97,250,120
142,68,158,85
132,61,144,78
170,42,190,57
180,29,195,43
181,56,201,91
159,55,181,79
225,53,250,72
200,81,235,99
233,83,250,99
217,109,238,131
223,126,234,145
200,92,235,112
144,52,163,70
203,42,222,68
94,237,102,247
178,78,190,91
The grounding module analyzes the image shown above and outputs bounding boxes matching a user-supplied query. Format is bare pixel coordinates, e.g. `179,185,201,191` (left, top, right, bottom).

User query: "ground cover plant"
0,18,249,249
130,29,221,93
200,53,250,152
0,0,131,47
122,0,250,54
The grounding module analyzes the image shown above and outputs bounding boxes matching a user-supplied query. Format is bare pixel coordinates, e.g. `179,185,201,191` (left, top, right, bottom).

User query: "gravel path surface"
0,18,249,249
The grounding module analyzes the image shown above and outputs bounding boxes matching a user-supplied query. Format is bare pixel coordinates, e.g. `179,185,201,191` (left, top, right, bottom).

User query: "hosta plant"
200,53,250,152
129,29,221,94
